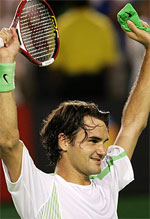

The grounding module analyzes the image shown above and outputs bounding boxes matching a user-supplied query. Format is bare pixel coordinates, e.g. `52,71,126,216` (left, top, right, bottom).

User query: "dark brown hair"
40,100,109,166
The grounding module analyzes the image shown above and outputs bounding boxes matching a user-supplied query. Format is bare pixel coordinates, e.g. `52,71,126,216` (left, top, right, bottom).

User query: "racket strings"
21,20,53,32
22,35,55,46
20,1,57,62
22,30,54,41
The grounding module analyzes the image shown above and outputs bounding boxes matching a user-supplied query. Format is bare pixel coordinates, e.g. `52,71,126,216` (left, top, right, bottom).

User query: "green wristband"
117,3,150,33
0,62,16,92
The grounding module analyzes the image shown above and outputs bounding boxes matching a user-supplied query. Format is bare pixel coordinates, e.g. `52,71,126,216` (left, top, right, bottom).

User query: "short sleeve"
99,145,134,191
2,141,54,219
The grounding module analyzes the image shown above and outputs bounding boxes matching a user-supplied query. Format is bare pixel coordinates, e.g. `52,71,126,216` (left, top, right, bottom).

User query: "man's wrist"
0,62,16,92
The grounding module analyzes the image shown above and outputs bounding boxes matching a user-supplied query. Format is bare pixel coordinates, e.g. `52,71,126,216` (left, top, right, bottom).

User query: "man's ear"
58,133,69,152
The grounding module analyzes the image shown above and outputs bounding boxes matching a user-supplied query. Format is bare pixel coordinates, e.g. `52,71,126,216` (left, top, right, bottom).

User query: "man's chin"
88,167,101,176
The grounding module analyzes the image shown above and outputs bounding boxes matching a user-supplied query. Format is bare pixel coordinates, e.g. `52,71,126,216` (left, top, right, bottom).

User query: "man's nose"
96,144,106,157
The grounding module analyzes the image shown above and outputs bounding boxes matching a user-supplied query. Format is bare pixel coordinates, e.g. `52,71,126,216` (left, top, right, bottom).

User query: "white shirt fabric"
2,142,134,219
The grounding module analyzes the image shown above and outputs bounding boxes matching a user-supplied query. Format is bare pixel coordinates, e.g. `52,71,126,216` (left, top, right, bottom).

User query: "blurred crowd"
0,0,149,107
0,0,149,103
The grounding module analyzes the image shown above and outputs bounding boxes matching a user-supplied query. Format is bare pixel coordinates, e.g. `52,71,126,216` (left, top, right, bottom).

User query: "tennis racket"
0,0,59,67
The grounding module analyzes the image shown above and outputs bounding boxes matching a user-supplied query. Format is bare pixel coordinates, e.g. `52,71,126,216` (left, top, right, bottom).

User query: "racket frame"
7,0,59,66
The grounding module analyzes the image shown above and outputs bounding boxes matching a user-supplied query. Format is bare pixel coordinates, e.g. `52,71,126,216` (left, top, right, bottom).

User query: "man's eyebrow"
89,136,109,142
104,138,109,143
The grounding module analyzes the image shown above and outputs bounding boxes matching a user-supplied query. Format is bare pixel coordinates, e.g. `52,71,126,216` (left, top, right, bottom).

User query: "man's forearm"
0,92,19,149
0,62,19,149
122,48,150,130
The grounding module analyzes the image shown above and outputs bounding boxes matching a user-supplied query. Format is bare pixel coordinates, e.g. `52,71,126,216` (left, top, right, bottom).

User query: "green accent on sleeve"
0,62,16,92
90,151,127,180
117,3,150,33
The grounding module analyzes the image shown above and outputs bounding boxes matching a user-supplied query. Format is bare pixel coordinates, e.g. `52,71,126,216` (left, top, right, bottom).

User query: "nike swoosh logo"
125,12,132,18
3,74,8,83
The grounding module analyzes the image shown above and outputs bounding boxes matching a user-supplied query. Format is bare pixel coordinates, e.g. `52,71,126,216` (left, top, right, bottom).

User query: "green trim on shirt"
38,182,61,219
90,151,127,180
50,173,56,176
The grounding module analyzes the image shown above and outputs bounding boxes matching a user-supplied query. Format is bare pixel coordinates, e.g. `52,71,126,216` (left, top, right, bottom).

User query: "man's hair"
40,100,109,166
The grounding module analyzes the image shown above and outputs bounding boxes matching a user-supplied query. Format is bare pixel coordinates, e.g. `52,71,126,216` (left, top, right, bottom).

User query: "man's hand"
124,20,150,49
0,28,20,63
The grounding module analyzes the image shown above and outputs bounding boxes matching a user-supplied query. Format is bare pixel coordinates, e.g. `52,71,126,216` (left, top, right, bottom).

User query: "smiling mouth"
91,158,101,164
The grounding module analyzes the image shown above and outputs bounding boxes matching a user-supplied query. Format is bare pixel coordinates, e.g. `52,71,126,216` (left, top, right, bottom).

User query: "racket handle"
0,37,4,48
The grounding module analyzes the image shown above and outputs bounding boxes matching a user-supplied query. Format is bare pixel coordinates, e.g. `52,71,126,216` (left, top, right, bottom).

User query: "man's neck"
55,162,91,186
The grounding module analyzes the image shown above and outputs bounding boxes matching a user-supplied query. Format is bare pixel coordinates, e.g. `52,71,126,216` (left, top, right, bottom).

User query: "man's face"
66,116,109,177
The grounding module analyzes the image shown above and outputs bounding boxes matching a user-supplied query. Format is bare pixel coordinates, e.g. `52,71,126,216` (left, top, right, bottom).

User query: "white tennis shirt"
2,142,134,219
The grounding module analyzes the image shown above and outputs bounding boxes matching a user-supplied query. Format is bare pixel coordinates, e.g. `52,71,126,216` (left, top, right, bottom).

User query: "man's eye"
89,139,98,143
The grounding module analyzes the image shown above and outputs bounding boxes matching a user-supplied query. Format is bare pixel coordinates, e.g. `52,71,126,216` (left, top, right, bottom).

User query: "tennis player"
0,19,149,219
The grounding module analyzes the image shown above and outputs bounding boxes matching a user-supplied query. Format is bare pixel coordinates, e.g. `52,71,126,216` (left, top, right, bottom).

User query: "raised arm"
0,28,23,182
115,20,150,159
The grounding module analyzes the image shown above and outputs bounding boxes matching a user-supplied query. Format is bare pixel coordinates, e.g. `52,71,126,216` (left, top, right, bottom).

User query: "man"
0,19,149,219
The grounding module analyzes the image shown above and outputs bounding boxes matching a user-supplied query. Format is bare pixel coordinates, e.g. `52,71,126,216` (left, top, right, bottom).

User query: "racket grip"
0,38,4,48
